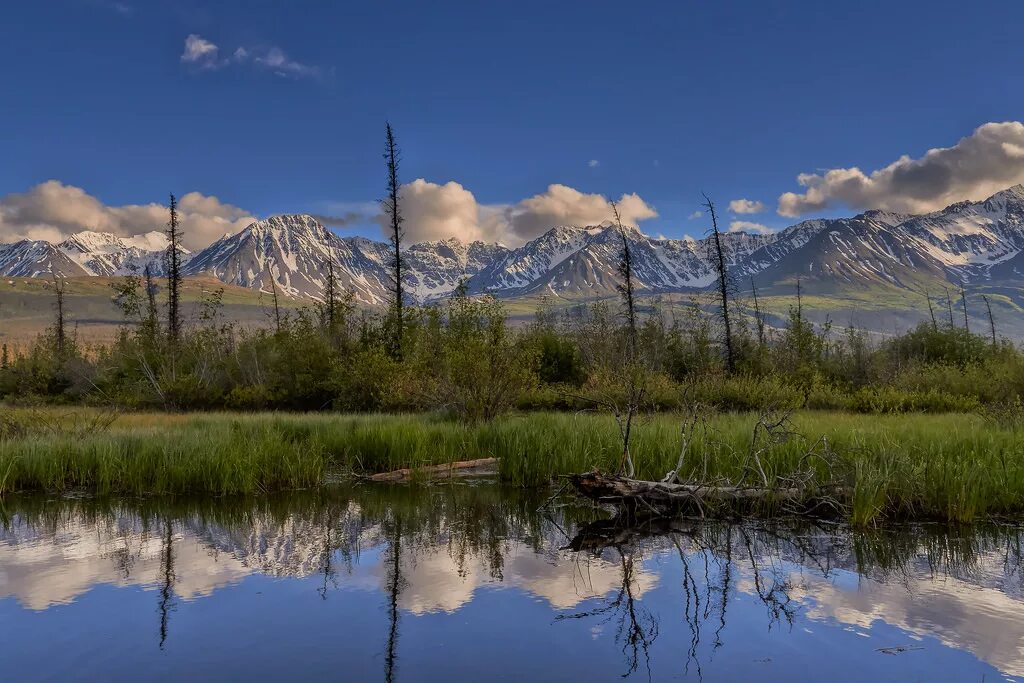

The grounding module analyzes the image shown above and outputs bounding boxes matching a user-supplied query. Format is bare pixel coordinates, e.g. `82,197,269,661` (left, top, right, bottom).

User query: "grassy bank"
1,408,1022,525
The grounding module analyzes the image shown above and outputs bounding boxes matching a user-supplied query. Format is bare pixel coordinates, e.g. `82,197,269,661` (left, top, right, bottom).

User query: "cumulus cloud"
778,121,1024,217
503,184,657,244
729,220,773,234
392,179,489,243
728,198,765,214
0,181,255,251
384,181,658,246
687,210,703,220
180,34,322,80
588,159,600,168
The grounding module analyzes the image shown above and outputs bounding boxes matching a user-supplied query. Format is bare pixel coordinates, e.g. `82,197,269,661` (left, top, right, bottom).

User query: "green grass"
1,408,1023,526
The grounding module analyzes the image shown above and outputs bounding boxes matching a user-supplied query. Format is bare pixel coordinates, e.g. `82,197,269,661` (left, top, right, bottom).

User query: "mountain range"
4,184,1024,309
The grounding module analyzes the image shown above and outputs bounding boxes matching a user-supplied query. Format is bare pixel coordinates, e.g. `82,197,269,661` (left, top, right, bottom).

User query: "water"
1,484,1022,682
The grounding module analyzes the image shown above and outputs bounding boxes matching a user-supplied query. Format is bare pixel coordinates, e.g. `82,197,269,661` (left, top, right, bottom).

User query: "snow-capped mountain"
4,184,1024,305
182,214,393,303
181,215,510,303
466,224,774,297
0,230,183,278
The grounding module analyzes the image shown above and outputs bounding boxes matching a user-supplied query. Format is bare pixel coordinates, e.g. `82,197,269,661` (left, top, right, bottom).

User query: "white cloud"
778,121,1024,217
181,34,220,68
588,159,600,168
729,220,773,234
0,181,255,251
687,210,703,220
180,35,321,80
728,198,766,214
383,180,658,246
254,47,320,79
503,184,657,244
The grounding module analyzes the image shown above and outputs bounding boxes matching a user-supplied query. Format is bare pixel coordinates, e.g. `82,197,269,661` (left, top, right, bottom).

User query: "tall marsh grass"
1,408,1022,525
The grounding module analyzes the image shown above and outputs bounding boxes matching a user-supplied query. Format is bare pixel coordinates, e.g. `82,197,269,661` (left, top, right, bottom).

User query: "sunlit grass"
1,408,1022,526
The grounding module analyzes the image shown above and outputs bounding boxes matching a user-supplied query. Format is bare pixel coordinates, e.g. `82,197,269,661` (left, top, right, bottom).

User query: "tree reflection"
157,519,176,650
564,514,840,678
2,487,1023,671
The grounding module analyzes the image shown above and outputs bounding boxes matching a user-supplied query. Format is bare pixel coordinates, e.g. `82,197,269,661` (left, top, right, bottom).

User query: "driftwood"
369,457,498,483
570,471,847,517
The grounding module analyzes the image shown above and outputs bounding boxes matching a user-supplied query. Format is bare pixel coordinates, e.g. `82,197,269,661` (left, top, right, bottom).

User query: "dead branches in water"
571,407,849,520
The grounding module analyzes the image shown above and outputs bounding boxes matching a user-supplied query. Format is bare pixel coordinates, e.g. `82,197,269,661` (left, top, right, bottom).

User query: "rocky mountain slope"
4,184,1024,307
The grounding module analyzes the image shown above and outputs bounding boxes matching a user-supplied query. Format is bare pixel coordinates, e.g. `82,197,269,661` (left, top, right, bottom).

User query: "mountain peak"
990,183,1024,202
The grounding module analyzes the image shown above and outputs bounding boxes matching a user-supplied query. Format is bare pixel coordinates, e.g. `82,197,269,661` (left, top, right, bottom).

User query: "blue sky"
2,0,1024,247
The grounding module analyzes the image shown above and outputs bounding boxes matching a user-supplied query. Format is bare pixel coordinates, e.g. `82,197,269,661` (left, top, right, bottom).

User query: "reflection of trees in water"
158,519,175,650
561,514,1024,679
558,549,659,679
3,487,1023,668
383,513,404,683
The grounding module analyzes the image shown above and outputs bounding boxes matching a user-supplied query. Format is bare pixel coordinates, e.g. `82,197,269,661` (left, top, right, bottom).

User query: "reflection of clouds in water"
0,526,250,610
0,513,653,615
368,546,657,615
788,561,1024,679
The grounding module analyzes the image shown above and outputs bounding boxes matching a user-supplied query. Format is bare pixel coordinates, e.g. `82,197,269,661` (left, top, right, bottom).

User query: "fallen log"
369,457,499,483
569,471,846,516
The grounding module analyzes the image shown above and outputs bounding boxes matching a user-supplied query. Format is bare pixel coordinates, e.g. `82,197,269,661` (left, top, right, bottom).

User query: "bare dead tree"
943,286,955,329
266,263,282,334
983,294,997,347
922,288,938,332
165,194,183,343
959,281,969,333
795,276,803,322
704,194,734,373
750,276,766,346
49,273,67,356
382,122,405,358
612,200,639,357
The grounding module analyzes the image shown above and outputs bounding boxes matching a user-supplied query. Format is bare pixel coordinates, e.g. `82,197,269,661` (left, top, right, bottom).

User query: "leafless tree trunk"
611,200,643,478
959,282,969,333
943,286,955,329
750,276,766,346
704,194,734,373
383,122,405,358
922,288,938,332
267,264,282,334
612,200,638,357
983,294,996,347
50,273,67,356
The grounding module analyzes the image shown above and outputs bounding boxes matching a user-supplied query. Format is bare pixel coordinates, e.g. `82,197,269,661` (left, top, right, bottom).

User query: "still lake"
1,484,1022,682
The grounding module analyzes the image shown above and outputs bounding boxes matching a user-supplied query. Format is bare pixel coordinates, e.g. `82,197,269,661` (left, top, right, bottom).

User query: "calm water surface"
1,484,1022,682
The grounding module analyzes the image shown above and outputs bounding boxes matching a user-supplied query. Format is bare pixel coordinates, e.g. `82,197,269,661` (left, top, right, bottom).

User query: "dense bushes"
2,279,1023,417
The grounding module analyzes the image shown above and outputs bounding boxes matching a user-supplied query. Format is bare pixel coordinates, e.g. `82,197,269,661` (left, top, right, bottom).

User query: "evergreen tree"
382,122,405,358
165,194,183,343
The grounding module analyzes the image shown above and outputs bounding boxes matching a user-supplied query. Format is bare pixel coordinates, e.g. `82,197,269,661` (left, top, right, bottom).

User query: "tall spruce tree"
382,122,405,358
165,194,183,343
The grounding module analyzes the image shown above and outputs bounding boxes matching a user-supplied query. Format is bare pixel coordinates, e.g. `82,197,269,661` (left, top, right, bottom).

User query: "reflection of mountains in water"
1,489,1023,676
0,489,646,614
